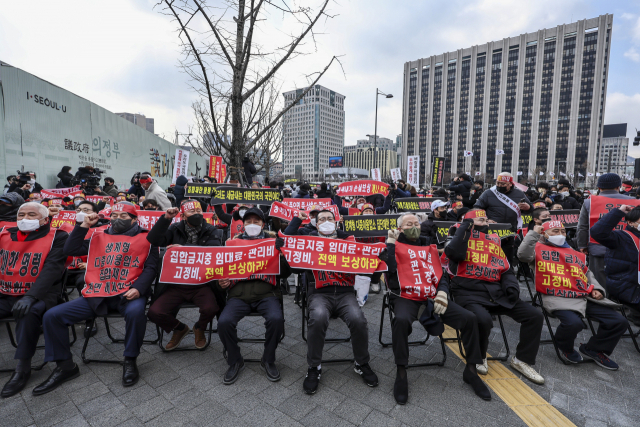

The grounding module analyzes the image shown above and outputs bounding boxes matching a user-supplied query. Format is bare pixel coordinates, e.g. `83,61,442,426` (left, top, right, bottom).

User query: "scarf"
185,223,202,245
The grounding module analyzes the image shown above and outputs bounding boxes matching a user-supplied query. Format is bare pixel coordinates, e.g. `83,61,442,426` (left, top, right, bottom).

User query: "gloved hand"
387,229,400,244
12,296,36,320
275,237,285,251
433,291,448,315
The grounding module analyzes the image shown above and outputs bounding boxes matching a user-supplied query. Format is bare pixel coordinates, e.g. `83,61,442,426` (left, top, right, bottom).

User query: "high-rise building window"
471,55,486,172
554,36,576,173
418,66,430,183
485,51,502,176
457,59,471,173
443,62,457,173
500,48,518,172
407,68,418,157
431,65,443,161
536,40,557,171
576,31,598,175
518,43,537,176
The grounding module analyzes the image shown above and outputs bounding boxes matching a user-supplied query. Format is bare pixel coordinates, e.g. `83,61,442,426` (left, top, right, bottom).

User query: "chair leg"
81,318,123,365
407,335,447,369
617,306,640,354
378,294,392,347
487,315,509,362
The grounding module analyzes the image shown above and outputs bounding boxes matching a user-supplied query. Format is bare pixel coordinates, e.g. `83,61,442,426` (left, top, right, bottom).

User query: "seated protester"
444,209,545,384
524,207,551,237
447,201,464,221
214,203,251,238
550,203,563,211
65,200,106,337
0,192,25,229
591,205,640,314
0,203,69,398
381,213,490,404
146,200,223,350
299,209,378,395
621,180,634,196
36,202,159,395
518,220,627,369
284,205,321,236
72,194,86,209
555,184,581,210
420,200,449,249
28,193,43,203
217,208,290,384
142,199,159,211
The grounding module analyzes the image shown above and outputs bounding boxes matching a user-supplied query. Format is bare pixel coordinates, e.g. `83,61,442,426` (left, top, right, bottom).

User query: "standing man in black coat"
242,156,257,186
0,202,69,398
146,200,223,350
56,166,74,188
467,180,484,209
449,173,472,205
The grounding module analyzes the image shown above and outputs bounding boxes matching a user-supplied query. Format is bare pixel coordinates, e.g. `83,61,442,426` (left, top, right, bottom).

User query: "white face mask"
310,218,317,227
318,221,336,234
76,212,87,223
244,224,261,236
17,218,41,232
29,179,36,185
357,203,364,210
546,233,566,247
239,209,246,218
560,192,569,197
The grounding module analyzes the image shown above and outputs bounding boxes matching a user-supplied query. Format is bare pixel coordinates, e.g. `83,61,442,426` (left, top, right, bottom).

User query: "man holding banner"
217,208,290,385
146,200,223,350
380,213,490,404
36,202,160,394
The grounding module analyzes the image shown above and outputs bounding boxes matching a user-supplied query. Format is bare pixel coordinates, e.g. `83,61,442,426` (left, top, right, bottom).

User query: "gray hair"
397,212,419,228
18,201,49,219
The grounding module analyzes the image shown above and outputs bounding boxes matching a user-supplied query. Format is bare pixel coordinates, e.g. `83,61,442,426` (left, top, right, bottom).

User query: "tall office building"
282,85,345,178
355,135,395,151
115,112,155,134
401,15,612,185
598,123,629,176
344,148,398,177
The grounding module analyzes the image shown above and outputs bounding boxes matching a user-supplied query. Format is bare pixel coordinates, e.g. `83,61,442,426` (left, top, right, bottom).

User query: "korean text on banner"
588,196,640,243
269,201,299,222
407,155,420,187
371,168,381,181
395,242,443,302
136,211,216,230
172,148,190,184
209,156,223,182
336,180,389,197
390,168,401,183
210,187,282,205
395,197,446,213
281,198,333,210
278,231,387,274
221,164,227,182
343,215,400,237
50,211,77,229
431,157,445,187
159,240,280,285
184,183,235,198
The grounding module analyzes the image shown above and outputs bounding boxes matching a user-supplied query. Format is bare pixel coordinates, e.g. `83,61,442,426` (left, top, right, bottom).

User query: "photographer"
466,179,484,208
56,166,74,188
390,181,411,199
8,172,42,199
102,177,118,197
449,173,472,204
3,175,16,195
128,172,146,199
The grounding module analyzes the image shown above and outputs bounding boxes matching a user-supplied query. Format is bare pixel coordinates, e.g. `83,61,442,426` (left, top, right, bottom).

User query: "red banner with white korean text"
280,198,333,210
50,211,78,229
221,164,227,182
209,156,223,182
278,231,387,273
336,180,389,197
589,196,640,243
135,211,217,230
41,188,83,199
301,205,341,225
159,239,280,285
269,201,299,222
395,242,442,302
85,195,114,205
534,244,593,298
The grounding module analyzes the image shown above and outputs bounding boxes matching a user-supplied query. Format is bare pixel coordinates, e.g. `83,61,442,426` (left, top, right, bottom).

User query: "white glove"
387,229,400,244
433,291,448,315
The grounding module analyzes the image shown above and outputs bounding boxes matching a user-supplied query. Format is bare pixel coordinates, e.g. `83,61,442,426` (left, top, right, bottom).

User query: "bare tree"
159,0,341,172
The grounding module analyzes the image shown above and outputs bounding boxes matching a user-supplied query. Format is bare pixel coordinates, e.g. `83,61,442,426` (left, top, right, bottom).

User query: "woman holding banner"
380,213,490,404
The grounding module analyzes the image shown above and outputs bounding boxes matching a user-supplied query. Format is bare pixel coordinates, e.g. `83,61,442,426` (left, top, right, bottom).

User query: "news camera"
16,171,34,184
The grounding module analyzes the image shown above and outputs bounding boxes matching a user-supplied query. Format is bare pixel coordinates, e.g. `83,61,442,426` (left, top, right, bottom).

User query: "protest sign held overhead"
550,209,580,228
343,215,400,237
281,198,333,210
395,197,446,213
184,183,236,198
209,187,282,205
336,180,389,197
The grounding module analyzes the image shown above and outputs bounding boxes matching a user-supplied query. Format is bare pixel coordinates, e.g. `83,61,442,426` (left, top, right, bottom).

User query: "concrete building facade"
282,85,345,179
115,112,155,134
598,123,629,176
401,15,613,185
344,148,398,177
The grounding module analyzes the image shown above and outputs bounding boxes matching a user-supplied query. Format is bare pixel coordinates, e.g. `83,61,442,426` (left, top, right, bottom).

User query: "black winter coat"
554,195,581,210
420,212,447,246
473,187,531,230
242,158,257,184
57,171,74,188
449,179,472,199
146,215,223,247
174,175,188,205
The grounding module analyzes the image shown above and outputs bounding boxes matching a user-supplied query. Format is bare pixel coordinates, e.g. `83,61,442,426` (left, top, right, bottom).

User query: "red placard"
348,208,361,216
221,164,227,182
50,211,78,229
395,242,443,301
82,231,152,298
336,180,389,197
589,196,640,243
278,231,386,274
159,239,280,285
209,156,223,182
41,186,82,197
301,204,340,225
269,201,299,222
135,211,217,230
0,221,17,231
446,231,509,282
281,198,333,210
85,195,113,205
534,244,593,297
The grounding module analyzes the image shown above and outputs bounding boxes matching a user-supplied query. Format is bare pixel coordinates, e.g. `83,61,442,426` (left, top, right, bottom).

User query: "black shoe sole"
394,398,407,405
579,351,618,371
32,371,80,396
463,375,492,401
223,364,245,385
303,387,318,395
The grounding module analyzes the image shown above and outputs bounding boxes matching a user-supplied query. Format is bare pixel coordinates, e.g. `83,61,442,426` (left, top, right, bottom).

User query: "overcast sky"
1,0,640,155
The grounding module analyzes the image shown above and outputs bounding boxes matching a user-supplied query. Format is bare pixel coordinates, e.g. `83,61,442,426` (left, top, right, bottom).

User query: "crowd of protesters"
0,164,639,408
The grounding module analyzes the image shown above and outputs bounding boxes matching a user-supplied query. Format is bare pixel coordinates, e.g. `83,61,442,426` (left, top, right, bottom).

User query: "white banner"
407,156,420,187
371,168,381,181
390,168,402,183
172,148,190,184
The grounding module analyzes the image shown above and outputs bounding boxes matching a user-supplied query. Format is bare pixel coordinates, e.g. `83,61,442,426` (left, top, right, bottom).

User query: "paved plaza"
1,279,640,427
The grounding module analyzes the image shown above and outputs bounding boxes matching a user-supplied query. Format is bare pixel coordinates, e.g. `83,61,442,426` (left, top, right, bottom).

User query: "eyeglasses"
317,216,335,223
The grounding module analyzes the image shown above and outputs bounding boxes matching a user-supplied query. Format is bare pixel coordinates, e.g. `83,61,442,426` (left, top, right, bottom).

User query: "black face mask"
144,207,156,211
187,214,204,227
475,225,489,234
0,205,13,214
496,186,508,194
111,219,135,234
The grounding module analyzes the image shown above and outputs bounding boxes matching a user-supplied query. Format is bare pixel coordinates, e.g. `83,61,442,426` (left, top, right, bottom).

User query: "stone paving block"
0,397,34,427
130,395,174,423
86,404,135,427
298,406,345,427
241,402,284,426
119,384,161,408
51,414,90,427
77,392,123,418
361,409,403,427
32,400,80,427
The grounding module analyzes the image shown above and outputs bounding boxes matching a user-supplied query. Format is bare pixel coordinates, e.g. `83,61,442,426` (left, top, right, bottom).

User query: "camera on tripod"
16,170,34,184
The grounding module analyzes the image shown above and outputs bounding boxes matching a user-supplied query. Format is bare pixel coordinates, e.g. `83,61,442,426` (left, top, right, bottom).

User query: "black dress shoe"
84,321,98,339
32,364,79,396
122,358,139,387
261,361,281,382
223,360,245,385
393,372,408,405
1,371,31,398
463,365,491,401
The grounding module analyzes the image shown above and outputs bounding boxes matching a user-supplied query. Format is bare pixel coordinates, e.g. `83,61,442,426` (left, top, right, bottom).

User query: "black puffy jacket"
448,179,472,199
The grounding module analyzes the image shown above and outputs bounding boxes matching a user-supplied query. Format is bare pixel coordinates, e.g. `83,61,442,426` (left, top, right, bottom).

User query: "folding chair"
299,273,354,364
516,260,538,306
377,277,447,368
607,297,640,354
156,303,217,352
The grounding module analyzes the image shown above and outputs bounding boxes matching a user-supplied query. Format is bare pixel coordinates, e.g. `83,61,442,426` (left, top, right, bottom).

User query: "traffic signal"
634,129,640,146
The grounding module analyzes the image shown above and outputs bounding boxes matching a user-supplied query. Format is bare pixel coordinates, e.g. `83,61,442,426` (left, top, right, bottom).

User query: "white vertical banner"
172,148,190,184
371,168,381,181
407,155,420,187
390,168,401,183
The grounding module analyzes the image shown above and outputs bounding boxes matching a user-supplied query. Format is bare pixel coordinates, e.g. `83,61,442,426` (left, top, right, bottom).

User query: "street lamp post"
370,89,393,171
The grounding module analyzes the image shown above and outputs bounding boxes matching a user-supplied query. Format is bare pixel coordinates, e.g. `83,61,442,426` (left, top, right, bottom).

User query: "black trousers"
462,300,543,365
391,297,483,365
0,296,46,360
501,236,515,267
217,296,283,366
554,302,628,355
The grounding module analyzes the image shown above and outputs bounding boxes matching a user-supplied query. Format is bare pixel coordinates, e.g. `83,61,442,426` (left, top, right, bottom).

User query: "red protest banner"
395,242,443,302
278,231,387,274
336,180,389,197
221,164,227,182
159,239,280,285
41,188,83,199
534,244,593,298
135,211,217,230
85,195,113,205
281,198,333,210
209,156,223,182
50,211,78,229
301,205,340,225
269,201,299,222
589,196,640,243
